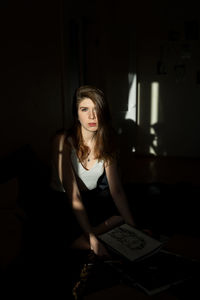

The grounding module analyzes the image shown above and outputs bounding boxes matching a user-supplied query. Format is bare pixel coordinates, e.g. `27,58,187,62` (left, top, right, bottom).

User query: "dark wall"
1,0,200,163
0,1,62,163
63,0,200,158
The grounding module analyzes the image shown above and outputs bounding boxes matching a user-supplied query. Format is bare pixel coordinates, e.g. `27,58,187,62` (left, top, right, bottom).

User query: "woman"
51,85,135,258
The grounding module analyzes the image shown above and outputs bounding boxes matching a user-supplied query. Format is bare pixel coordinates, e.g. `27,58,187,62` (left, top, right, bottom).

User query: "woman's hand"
89,233,111,259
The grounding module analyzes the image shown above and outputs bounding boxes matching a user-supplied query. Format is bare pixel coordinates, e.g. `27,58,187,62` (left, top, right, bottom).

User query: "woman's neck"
81,128,96,147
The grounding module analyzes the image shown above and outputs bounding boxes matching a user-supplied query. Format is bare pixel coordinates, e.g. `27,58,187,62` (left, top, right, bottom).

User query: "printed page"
99,224,162,262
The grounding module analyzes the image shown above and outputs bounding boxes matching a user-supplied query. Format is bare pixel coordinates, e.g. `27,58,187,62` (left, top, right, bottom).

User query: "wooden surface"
84,234,200,300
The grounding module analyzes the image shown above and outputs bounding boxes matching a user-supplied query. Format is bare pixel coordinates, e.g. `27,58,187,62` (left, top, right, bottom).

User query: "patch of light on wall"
150,82,159,155
126,73,137,122
126,73,137,152
137,82,141,126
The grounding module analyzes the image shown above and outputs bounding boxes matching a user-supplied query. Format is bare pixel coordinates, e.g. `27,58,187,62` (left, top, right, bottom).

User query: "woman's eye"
81,108,88,112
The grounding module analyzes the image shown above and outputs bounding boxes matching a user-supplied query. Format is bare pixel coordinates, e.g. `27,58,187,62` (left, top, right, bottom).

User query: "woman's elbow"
110,187,124,199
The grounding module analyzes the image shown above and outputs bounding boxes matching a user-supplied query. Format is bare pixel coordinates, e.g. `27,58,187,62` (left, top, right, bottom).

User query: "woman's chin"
87,126,98,132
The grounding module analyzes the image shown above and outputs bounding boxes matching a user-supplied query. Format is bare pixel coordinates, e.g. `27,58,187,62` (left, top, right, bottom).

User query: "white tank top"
70,147,104,190
50,139,105,192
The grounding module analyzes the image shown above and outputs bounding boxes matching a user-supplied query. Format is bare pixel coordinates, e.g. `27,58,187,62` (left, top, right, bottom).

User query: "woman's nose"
89,110,96,119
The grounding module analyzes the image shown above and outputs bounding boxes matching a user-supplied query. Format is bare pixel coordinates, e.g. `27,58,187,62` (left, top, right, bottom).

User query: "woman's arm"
52,134,109,256
105,160,136,227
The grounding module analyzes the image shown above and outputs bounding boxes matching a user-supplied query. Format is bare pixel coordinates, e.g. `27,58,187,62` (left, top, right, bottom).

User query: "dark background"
1,0,200,229
0,1,200,297
1,0,200,163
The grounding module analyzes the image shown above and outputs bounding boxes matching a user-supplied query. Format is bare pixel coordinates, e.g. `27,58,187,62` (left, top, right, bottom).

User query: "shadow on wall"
116,120,172,163
115,116,155,169
150,122,168,156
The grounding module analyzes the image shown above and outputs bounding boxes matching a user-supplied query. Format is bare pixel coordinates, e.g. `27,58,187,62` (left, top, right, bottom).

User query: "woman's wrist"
88,232,97,241
88,232,99,251
84,231,97,242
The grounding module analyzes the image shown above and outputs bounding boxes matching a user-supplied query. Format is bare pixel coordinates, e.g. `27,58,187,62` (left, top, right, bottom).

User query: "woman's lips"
88,123,97,127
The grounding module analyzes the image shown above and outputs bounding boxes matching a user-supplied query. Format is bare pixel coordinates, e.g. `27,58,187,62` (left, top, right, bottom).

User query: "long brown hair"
69,85,117,163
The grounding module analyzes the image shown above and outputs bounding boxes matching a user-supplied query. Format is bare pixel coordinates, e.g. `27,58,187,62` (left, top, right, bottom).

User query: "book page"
99,224,162,262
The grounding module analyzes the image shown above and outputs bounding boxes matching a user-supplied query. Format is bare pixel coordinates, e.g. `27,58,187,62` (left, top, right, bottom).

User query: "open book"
99,224,163,262
99,224,199,296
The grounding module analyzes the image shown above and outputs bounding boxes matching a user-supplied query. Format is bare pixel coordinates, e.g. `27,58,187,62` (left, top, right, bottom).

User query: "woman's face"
77,98,98,133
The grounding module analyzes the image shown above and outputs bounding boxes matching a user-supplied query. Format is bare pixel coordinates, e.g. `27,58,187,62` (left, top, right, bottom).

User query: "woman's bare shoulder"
104,157,116,168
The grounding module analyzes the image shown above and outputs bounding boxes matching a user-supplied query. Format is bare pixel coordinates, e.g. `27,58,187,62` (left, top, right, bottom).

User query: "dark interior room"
0,0,200,299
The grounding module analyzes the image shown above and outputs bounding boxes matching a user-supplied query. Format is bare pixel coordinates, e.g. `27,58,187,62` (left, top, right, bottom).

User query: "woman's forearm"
70,196,107,255
111,190,135,226
71,196,95,238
